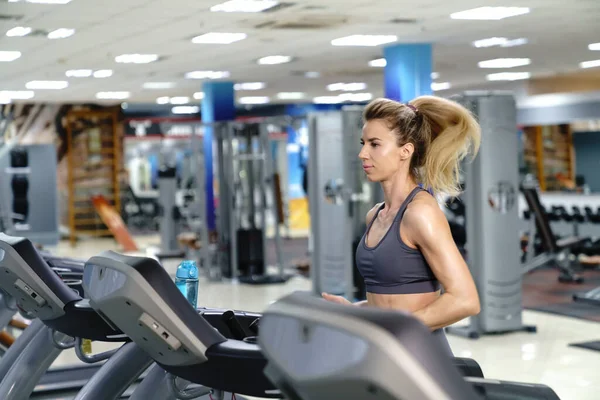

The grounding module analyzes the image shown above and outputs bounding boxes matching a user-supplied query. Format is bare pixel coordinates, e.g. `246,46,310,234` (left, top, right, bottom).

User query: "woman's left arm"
404,201,481,331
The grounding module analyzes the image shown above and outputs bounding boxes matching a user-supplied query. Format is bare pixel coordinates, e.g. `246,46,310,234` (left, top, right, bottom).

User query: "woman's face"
358,119,412,182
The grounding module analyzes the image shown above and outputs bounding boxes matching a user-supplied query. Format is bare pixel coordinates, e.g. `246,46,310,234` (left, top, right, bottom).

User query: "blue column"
383,43,433,102
202,81,235,231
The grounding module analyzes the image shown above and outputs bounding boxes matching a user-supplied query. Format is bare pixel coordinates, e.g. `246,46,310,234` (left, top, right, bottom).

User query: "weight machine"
215,120,289,284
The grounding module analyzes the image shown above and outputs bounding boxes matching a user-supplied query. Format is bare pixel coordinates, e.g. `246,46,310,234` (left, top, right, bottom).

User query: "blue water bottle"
175,260,198,309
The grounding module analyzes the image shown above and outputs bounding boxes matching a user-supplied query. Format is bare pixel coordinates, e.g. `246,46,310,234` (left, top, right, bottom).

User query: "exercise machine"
215,120,288,284
259,291,562,400
81,251,487,399
0,143,59,245
446,92,537,339
307,107,381,300
0,233,152,400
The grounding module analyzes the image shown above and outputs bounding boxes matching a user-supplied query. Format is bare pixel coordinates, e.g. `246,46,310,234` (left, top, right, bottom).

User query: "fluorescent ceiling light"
431,82,451,91
0,51,22,62
115,54,159,64
368,58,386,67
580,60,600,69
169,96,190,105
210,0,278,13
589,43,600,51
327,82,367,92
234,82,266,91
314,93,372,104
172,106,200,114
47,28,75,39
156,96,170,104
143,82,175,89
6,27,32,37
0,90,34,100
486,72,531,81
93,69,113,78
450,7,530,20
331,35,397,47
66,69,93,78
277,92,305,100
193,92,204,100
239,96,270,105
305,71,320,78
0,96,11,105
192,32,247,44
26,80,68,89
431,72,440,80
257,55,292,65
473,37,528,48
96,91,130,100
339,92,372,102
185,70,230,79
478,58,531,68
17,0,72,3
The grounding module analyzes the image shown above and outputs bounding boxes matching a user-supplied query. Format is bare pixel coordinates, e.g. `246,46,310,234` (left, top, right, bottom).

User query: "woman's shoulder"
403,192,446,227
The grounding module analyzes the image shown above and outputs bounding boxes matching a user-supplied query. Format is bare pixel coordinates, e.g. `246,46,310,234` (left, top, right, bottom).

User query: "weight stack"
236,228,265,277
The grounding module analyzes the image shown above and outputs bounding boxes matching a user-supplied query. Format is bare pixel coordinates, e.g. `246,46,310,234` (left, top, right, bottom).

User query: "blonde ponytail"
363,96,481,197
411,96,481,197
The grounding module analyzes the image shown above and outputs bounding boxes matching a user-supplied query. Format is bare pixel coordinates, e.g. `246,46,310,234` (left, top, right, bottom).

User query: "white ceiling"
1,0,600,106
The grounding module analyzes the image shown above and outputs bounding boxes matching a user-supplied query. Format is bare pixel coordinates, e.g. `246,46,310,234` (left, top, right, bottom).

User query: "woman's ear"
399,142,414,160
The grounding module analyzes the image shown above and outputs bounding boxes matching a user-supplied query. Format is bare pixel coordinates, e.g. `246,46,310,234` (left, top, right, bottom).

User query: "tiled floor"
25,236,600,399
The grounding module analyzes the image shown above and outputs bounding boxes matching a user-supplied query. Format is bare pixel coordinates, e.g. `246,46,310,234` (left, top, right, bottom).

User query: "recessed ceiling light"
169,96,190,105
96,91,130,100
257,55,292,65
47,28,75,39
234,82,266,91
210,0,279,13
450,7,530,20
431,82,451,91
368,58,386,67
486,72,531,81
0,90,34,100
478,58,531,68
473,37,528,48
313,96,343,104
0,51,22,62
115,54,159,64
580,60,600,69
66,69,93,78
331,35,397,47
588,43,600,51
93,69,113,78
239,96,270,105
277,92,305,100
172,106,200,114
26,80,68,89
193,92,204,100
431,72,440,80
13,0,72,3
156,96,170,104
327,82,367,92
191,32,247,44
6,27,32,37
305,71,320,78
185,70,230,79
339,92,373,102
143,82,176,89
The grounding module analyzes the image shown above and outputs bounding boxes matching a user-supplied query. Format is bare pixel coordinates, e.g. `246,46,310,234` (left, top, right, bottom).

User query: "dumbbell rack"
66,110,121,246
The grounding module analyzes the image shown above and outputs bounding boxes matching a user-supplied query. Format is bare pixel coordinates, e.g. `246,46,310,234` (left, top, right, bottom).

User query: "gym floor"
42,235,600,400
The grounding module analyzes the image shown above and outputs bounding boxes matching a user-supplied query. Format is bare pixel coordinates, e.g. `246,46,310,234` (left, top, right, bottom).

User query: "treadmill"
259,291,562,400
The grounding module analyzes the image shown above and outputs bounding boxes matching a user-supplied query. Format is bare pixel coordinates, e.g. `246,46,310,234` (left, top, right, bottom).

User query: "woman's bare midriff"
367,290,440,313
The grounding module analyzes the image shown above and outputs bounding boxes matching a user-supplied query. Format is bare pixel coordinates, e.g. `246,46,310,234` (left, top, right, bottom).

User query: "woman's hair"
363,96,481,197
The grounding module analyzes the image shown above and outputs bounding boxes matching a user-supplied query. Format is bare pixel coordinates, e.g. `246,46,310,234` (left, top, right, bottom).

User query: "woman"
322,96,481,355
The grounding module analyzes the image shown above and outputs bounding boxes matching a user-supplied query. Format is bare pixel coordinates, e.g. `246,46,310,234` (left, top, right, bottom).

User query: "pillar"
383,43,433,102
201,81,235,231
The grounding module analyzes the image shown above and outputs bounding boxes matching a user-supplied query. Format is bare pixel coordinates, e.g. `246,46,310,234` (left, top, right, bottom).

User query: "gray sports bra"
356,187,441,295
